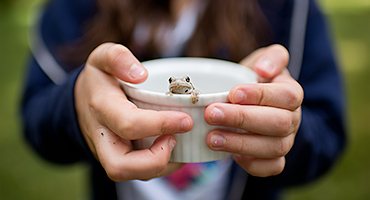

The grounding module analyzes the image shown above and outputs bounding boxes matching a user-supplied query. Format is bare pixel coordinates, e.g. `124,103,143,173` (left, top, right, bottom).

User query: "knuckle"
247,169,263,177
89,95,104,114
275,109,301,137
235,108,248,129
275,111,294,136
257,86,267,105
106,44,130,67
258,86,275,107
104,161,125,182
246,165,271,178
117,119,136,139
270,44,286,51
238,155,286,177
106,171,121,182
272,137,291,157
285,84,304,110
270,44,289,60
159,119,172,135
236,137,248,154
270,158,285,176
291,109,302,131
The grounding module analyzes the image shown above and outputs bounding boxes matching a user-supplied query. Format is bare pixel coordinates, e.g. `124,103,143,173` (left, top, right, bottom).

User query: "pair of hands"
74,43,303,181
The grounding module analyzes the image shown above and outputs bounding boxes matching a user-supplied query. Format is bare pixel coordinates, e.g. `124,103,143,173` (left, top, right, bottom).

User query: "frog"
166,75,200,104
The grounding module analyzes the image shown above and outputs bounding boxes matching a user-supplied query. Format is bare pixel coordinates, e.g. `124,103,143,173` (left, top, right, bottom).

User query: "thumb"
87,42,148,84
240,44,290,81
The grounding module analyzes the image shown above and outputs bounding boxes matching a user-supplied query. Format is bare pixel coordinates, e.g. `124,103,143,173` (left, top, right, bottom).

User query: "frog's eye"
185,76,190,82
169,77,174,83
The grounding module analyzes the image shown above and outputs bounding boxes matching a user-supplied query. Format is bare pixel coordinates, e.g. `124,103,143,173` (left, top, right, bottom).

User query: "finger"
240,44,290,80
151,162,185,181
207,129,295,158
228,80,303,111
87,43,148,83
83,63,193,140
233,154,285,177
94,95,193,140
96,131,181,181
205,103,301,137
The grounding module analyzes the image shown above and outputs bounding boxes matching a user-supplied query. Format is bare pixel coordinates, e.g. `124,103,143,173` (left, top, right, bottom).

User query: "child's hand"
205,44,303,177
74,43,192,181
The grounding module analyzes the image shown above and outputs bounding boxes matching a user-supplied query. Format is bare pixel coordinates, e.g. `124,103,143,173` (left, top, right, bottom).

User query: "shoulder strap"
28,6,68,85
287,0,310,80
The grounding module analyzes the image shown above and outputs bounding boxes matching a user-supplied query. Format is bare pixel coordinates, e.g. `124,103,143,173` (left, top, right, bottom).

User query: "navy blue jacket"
21,0,346,199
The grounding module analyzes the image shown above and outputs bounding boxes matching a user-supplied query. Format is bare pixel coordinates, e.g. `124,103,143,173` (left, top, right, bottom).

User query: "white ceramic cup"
120,57,257,163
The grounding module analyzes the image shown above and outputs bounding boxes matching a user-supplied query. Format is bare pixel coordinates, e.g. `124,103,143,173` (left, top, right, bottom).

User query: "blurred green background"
0,0,369,199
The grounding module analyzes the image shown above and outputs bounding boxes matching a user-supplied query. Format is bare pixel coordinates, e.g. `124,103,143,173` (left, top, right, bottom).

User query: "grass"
0,1,87,199
0,0,369,199
284,1,370,199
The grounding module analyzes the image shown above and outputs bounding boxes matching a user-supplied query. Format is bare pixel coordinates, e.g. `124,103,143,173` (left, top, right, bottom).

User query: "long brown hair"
60,0,272,69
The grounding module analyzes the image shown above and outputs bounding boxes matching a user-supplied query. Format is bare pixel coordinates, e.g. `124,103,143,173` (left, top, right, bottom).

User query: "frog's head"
168,76,193,94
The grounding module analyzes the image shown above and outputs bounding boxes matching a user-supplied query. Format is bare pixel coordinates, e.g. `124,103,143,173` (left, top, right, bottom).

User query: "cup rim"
120,57,257,107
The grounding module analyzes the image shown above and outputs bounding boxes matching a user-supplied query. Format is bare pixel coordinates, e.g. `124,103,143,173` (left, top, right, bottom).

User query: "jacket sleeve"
246,0,346,190
21,57,92,164
20,0,98,164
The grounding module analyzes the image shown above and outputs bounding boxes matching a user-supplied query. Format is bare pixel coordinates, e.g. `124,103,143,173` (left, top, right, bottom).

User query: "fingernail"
211,133,225,147
257,59,274,72
180,118,191,131
129,63,145,79
234,90,246,103
210,107,223,122
169,138,176,150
